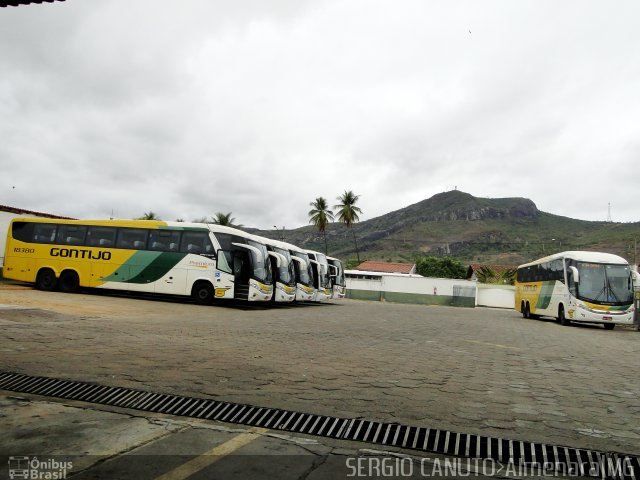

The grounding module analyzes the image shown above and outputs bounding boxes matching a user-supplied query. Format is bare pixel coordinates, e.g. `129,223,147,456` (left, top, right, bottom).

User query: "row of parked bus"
1,218,346,304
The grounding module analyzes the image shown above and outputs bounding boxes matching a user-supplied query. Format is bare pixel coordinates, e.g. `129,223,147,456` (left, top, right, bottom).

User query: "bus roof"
8,218,266,242
518,251,629,269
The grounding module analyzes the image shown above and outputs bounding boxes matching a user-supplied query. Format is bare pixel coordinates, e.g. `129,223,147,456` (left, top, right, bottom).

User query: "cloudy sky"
1,0,638,229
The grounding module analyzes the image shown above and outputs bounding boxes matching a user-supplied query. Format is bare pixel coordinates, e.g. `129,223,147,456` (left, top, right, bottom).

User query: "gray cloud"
1,0,638,229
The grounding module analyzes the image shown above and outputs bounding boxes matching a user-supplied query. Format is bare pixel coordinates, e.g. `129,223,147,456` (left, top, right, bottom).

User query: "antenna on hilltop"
606,202,612,222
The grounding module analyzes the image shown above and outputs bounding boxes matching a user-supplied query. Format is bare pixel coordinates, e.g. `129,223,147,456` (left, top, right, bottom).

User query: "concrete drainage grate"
0,371,637,480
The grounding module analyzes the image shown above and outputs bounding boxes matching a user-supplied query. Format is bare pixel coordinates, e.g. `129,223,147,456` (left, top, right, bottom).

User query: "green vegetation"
475,266,517,285
308,197,334,255
334,190,363,262
415,256,466,279
138,211,160,220
211,212,242,228
256,190,640,267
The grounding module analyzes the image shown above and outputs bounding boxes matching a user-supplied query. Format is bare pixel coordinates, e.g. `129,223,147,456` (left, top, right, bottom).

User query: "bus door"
232,249,251,300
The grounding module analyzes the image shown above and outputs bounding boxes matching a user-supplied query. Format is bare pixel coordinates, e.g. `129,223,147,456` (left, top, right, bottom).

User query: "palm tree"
335,190,363,262
308,197,334,255
211,212,242,228
139,211,160,220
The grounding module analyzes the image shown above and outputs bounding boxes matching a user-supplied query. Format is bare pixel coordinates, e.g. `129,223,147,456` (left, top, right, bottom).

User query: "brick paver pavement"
1,285,639,457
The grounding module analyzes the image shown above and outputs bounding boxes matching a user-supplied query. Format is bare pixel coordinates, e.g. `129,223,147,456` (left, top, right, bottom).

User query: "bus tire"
522,302,530,319
192,281,214,305
558,305,571,326
59,270,80,293
36,268,58,291
603,323,615,330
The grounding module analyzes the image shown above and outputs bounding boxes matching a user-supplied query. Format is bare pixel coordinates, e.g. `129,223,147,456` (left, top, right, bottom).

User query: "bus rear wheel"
59,270,80,293
192,282,214,305
36,269,58,291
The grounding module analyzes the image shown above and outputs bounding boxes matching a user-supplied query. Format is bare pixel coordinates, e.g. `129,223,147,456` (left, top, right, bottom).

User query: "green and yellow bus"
2,218,273,303
515,251,635,329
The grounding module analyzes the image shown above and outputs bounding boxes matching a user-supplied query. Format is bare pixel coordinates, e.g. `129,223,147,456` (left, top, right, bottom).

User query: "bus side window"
87,226,117,247
180,232,214,256
11,222,34,243
33,224,57,244
149,230,181,252
552,259,564,283
57,225,87,246
116,228,148,250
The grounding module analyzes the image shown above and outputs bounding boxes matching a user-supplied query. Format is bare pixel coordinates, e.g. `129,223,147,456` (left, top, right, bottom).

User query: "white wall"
380,275,476,296
476,284,515,309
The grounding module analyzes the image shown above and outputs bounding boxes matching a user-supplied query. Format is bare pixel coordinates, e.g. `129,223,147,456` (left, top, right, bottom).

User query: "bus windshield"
575,262,633,305
315,253,331,289
292,252,312,286
272,247,294,285
248,240,272,284
330,260,345,286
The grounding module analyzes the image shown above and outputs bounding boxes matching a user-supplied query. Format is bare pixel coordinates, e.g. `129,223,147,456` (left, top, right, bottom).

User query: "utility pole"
273,226,285,242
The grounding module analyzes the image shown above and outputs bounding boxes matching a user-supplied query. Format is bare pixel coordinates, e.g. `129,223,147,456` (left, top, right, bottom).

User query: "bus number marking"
14,248,35,254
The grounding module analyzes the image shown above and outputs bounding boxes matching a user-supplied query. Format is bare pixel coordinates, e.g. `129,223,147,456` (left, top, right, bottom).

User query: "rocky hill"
252,190,640,266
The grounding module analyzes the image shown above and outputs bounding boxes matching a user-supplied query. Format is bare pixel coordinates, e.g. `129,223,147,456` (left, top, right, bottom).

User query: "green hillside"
253,191,640,267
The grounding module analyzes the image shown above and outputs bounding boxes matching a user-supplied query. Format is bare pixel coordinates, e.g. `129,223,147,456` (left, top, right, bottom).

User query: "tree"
335,190,363,262
139,211,160,220
308,197,334,255
211,212,243,228
415,256,466,279
476,266,497,283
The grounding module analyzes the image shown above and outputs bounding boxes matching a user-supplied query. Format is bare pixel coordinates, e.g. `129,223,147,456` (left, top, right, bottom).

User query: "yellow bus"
2,218,273,303
515,251,634,330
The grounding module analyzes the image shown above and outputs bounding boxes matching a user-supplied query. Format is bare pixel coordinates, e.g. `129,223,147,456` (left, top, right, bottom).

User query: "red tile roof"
1,0,65,7
0,205,74,219
355,261,416,274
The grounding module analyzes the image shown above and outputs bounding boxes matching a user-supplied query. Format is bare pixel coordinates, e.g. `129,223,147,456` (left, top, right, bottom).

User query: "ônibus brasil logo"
7,456,72,480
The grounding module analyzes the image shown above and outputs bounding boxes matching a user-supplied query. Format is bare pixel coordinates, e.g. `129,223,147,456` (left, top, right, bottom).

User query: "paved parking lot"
1,283,639,477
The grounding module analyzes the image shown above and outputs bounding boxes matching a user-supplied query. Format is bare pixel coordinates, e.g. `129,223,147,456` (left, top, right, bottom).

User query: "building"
1,1,65,7
354,261,417,275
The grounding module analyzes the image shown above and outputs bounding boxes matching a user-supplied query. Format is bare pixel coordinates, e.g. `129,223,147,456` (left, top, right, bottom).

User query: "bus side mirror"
568,266,579,283
268,251,281,268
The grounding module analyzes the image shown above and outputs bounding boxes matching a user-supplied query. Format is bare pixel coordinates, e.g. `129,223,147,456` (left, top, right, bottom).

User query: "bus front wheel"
603,323,615,330
192,282,214,305
558,306,571,326
36,269,58,291
59,270,80,293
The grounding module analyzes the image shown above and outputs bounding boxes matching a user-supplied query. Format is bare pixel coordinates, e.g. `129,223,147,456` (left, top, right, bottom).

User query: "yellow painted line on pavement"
154,427,269,480
463,339,521,350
